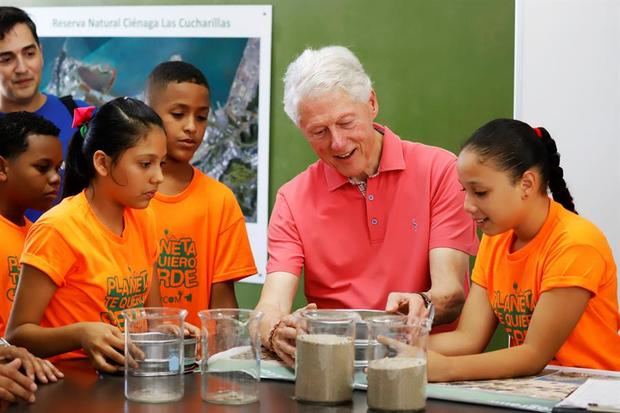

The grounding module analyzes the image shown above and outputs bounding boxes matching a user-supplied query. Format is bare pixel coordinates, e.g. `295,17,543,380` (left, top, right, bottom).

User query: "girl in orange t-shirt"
5,98,168,373
388,118,620,380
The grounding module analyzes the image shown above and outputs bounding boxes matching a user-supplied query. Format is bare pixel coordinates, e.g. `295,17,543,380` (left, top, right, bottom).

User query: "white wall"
514,0,620,281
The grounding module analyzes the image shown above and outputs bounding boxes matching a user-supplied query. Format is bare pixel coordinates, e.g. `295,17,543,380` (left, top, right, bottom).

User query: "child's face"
2,134,62,213
105,126,167,209
457,149,527,236
149,82,210,163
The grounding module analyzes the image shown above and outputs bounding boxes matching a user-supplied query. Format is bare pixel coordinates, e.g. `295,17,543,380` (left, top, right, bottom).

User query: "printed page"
555,379,620,411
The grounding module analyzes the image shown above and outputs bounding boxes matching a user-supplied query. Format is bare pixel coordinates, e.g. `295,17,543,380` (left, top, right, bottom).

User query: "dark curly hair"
0,111,59,159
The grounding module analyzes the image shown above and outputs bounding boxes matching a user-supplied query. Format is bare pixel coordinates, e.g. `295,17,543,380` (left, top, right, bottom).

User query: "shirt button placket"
366,178,383,244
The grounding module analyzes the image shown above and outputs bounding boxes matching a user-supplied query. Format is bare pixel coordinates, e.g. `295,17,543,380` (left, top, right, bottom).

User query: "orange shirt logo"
5,256,19,303
101,268,149,327
158,231,198,305
493,283,535,346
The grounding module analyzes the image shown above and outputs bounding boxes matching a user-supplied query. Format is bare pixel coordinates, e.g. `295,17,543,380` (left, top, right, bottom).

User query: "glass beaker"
366,314,432,411
198,309,263,405
122,307,187,403
184,335,198,369
294,310,357,405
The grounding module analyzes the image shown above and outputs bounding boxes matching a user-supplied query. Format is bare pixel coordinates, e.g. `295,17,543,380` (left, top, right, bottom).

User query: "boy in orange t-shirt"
0,112,62,336
145,61,256,326
0,111,64,401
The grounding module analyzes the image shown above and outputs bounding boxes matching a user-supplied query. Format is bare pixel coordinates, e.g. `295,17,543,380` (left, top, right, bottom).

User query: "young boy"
0,111,62,336
0,111,64,403
145,61,257,326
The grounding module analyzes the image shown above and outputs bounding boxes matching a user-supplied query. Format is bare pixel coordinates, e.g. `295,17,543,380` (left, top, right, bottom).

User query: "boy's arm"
428,286,591,382
209,281,238,309
210,189,256,309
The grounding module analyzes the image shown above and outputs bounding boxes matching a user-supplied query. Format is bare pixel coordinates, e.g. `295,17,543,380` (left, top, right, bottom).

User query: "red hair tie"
533,127,542,138
71,106,96,129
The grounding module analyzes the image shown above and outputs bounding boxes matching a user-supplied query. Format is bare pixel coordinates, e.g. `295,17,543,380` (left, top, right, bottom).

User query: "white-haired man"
256,46,478,366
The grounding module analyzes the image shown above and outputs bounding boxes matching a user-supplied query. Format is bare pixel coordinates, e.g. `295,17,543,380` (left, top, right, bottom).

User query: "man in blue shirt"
0,6,87,220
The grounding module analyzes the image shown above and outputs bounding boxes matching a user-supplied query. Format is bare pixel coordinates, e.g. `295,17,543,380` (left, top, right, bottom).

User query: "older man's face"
298,89,381,181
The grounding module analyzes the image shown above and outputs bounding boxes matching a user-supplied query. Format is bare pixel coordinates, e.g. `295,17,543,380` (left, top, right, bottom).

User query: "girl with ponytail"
6,97,174,373
387,119,620,380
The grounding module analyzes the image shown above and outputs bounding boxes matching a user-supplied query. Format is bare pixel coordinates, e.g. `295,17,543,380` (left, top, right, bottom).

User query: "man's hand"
270,303,317,367
385,292,434,324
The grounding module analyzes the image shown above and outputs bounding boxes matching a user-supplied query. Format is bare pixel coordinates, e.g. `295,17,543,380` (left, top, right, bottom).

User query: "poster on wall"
25,5,272,283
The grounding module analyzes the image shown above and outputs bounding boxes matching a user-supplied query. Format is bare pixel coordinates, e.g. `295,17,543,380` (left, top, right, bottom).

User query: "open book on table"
213,346,620,412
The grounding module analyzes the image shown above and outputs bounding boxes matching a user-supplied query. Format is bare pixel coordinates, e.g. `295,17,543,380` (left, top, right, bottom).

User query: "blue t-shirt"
36,93,88,158
0,93,88,221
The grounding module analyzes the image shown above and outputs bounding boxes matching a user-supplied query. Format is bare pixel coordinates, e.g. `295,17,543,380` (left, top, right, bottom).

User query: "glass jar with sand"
366,314,432,411
294,310,357,405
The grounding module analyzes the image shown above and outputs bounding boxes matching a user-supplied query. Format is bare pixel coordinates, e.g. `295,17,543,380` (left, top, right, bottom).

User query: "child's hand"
78,322,126,373
376,335,420,358
376,336,449,382
184,322,200,338
0,359,37,404
0,345,63,384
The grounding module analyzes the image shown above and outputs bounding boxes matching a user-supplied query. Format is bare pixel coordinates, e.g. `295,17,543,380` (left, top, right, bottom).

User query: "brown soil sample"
367,357,426,411
295,334,354,404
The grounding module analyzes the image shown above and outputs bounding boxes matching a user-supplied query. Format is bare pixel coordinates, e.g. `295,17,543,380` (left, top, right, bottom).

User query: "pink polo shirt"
267,124,478,310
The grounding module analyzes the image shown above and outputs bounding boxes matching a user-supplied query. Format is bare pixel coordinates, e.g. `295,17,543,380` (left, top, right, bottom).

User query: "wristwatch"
0,337,10,347
415,292,432,309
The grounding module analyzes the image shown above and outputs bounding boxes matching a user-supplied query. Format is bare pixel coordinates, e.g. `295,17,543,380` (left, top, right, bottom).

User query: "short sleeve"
20,223,77,287
265,190,304,276
540,244,607,296
213,190,257,282
471,235,491,288
428,156,479,255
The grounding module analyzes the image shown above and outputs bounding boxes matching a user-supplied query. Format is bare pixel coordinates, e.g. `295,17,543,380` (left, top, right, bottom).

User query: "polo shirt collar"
323,123,406,191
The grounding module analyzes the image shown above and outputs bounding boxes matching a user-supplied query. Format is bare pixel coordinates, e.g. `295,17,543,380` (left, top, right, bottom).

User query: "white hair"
283,45,373,125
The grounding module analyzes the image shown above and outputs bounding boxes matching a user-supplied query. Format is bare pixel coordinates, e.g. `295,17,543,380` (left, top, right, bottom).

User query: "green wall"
22,0,515,316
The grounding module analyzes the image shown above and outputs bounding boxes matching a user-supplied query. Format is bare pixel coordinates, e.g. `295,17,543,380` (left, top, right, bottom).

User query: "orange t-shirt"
0,215,31,336
150,168,256,326
472,200,620,370
20,191,158,360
